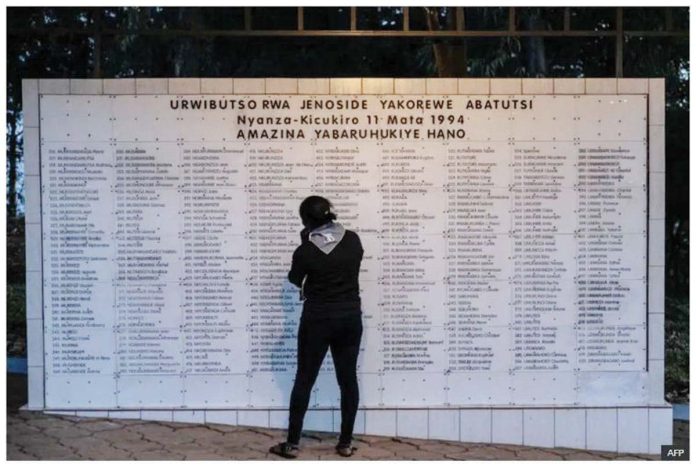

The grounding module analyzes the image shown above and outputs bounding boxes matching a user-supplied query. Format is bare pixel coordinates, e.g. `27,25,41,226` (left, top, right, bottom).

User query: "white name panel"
39,93,648,408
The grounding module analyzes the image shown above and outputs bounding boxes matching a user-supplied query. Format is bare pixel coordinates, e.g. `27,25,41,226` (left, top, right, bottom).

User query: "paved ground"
6,374,683,461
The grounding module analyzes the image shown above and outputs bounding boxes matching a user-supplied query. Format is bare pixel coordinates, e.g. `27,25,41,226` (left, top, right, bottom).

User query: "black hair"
299,195,337,229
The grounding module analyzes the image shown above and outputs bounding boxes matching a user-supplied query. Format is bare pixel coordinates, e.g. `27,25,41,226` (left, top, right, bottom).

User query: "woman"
270,195,364,458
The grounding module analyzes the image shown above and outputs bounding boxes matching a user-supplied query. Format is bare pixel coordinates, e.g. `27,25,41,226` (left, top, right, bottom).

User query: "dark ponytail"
299,195,337,229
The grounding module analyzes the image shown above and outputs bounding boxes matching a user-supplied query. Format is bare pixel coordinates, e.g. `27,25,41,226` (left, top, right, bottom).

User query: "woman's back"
302,229,363,302
288,223,364,314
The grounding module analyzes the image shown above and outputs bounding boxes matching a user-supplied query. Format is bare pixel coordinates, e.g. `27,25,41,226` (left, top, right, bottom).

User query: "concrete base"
23,404,672,455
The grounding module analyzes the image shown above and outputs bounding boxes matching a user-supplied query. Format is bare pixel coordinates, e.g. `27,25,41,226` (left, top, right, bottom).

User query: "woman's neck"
309,220,332,231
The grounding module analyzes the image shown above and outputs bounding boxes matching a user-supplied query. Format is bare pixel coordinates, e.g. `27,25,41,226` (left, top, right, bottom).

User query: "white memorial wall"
22,78,671,454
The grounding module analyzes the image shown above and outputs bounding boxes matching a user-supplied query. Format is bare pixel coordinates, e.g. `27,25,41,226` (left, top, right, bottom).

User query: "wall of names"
40,93,648,408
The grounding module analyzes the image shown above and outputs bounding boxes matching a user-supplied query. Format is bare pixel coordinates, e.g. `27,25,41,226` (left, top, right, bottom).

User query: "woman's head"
299,195,337,229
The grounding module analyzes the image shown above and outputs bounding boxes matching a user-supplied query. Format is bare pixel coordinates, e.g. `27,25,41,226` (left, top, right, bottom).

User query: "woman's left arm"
288,245,308,288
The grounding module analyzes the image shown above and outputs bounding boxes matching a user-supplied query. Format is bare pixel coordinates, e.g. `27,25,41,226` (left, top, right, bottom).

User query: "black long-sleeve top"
288,229,364,317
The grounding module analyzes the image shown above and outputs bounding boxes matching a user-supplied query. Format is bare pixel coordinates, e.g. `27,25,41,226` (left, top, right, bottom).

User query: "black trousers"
286,312,363,445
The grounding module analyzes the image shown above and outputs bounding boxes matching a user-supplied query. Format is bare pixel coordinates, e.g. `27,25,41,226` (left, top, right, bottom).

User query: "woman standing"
270,195,364,458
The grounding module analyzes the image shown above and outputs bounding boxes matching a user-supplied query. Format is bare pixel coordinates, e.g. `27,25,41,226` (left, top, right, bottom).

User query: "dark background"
5,6,689,403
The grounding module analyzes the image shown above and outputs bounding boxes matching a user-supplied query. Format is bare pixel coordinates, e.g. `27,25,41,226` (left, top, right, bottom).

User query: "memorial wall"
39,91,648,409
